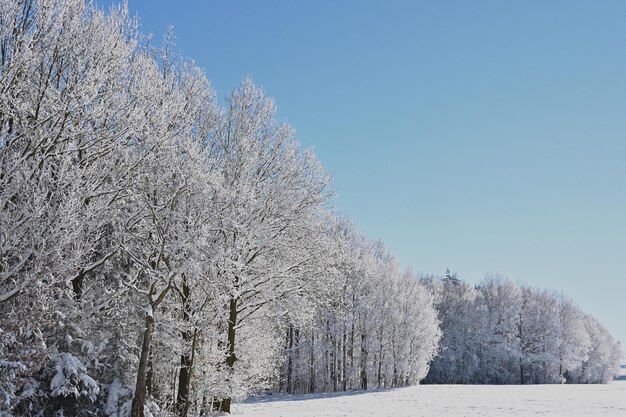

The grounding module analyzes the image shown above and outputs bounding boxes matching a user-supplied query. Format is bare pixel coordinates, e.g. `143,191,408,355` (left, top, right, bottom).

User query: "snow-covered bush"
50,353,99,402
0,359,26,411
0,328,24,410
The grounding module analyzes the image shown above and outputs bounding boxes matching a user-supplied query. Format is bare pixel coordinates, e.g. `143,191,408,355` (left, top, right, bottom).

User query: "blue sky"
109,1,626,349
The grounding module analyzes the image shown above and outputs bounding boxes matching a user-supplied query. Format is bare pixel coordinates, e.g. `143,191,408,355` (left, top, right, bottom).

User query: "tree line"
0,1,440,415
421,271,621,385
0,1,620,417
274,220,440,395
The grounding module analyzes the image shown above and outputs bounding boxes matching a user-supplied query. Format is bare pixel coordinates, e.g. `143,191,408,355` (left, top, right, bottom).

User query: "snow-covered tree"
422,273,485,384
518,286,561,384
276,220,440,394
423,274,620,386
557,295,591,382
206,77,332,412
475,275,522,383
578,315,621,384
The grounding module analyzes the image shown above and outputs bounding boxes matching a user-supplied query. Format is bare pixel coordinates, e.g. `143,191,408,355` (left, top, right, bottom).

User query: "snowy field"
233,381,626,417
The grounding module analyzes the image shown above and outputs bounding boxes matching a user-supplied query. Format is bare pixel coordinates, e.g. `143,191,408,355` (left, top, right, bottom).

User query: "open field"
234,381,626,417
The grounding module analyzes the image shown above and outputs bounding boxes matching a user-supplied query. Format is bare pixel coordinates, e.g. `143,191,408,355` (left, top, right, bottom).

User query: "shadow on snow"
241,387,402,404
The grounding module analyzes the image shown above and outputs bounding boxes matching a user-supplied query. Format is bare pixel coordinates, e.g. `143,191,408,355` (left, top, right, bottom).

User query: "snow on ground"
233,381,626,417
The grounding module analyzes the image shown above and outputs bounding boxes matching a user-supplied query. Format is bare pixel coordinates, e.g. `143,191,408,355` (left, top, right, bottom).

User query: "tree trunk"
294,328,300,393
349,293,356,387
176,281,192,417
176,350,191,416
218,296,238,413
131,312,154,417
377,353,383,387
391,334,397,387
325,320,330,391
331,329,337,392
360,331,368,390
518,312,525,384
172,368,178,413
146,346,153,396
377,324,384,387
309,330,315,393
342,325,347,391
349,321,355,386
286,325,293,393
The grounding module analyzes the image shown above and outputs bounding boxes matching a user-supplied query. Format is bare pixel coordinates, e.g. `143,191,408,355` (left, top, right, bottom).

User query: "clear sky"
106,1,626,351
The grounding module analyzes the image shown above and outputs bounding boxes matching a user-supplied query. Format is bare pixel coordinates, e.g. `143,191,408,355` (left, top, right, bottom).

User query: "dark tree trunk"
176,349,191,416
325,320,330,391
279,329,289,393
349,293,356,387
176,281,192,417
287,325,293,393
146,346,153,396
131,284,170,417
518,312,525,384
349,321,355,382
309,330,315,393
131,312,154,417
377,321,384,387
360,331,368,390
342,325,347,391
331,328,337,392
392,335,397,387
377,353,383,387
294,328,300,393
218,296,238,413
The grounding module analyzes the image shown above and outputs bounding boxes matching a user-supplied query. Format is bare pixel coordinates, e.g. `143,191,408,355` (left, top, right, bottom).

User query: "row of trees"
0,1,621,416
275,220,440,394
422,272,621,385
0,1,441,416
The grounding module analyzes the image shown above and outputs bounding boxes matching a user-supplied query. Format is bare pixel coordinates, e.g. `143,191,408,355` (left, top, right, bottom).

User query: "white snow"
234,382,626,417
